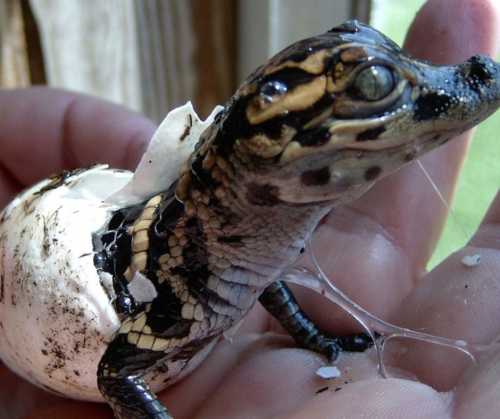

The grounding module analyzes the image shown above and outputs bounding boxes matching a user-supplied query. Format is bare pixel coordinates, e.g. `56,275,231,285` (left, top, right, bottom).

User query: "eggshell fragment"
316,365,341,380
461,254,481,268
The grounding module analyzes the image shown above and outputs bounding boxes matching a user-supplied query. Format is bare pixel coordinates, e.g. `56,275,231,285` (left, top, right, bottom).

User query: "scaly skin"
94,21,500,418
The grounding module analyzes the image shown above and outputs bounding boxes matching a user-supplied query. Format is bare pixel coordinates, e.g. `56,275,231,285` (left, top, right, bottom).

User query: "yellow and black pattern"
124,194,163,279
94,20,500,419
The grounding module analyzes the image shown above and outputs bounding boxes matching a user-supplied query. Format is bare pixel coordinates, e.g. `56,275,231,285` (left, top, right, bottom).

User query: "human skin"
1,0,500,417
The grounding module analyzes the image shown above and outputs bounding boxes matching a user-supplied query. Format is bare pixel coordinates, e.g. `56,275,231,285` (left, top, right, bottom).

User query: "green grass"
371,0,500,268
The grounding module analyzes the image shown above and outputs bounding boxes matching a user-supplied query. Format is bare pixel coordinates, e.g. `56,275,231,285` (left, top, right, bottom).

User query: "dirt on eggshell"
0,103,223,402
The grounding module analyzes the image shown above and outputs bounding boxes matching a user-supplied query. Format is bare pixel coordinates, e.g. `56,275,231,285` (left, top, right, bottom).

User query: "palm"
1,1,500,418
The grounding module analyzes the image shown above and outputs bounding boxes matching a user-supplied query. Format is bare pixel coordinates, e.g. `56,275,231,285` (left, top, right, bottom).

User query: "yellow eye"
352,65,395,101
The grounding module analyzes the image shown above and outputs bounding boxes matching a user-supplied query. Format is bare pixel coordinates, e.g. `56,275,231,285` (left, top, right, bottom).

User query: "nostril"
459,55,496,93
466,55,494,81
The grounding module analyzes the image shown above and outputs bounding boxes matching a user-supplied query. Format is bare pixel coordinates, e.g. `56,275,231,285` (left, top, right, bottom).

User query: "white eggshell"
0,103,223,401
109,102,223,205
0,166,130,400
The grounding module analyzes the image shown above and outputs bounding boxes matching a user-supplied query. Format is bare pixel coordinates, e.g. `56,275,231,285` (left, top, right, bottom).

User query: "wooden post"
29,0,236,121
0,0,30,87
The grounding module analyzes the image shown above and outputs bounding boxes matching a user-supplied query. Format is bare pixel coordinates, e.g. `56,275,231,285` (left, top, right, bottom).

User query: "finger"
287,379,450,419
453,347,500,419
0,87,155,189
170,333,357,419
26,403,111,419
292,0,500,332
470,190,500,248
0,363,66,418
384,191,500,391
165,333,447,419
350,0,500,272
160,334,298,418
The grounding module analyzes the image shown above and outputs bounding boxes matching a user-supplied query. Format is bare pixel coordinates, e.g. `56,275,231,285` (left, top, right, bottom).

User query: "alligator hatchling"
0,21,499,418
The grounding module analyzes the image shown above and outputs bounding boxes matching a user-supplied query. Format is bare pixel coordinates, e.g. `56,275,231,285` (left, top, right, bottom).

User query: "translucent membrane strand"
284,236,500,377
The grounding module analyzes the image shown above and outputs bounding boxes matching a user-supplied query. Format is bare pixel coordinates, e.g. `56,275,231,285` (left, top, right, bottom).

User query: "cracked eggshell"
0,166,131,401
0,103,223,401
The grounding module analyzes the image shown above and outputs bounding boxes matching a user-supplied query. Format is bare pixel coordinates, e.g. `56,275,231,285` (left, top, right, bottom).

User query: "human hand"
1,0,499,418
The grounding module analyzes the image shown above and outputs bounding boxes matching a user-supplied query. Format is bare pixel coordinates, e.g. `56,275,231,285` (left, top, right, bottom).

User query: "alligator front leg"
259,281,373,362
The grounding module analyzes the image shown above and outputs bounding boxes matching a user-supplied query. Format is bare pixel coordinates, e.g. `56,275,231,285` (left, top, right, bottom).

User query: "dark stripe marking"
414,92,452,121
246,183,281,206
364,166,382,181
301,167,331,186
218,235,245,245
357,125,385,142
296,126,331,147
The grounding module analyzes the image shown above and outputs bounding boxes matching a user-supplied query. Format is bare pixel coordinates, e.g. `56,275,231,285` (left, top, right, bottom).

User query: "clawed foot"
303,332,375,363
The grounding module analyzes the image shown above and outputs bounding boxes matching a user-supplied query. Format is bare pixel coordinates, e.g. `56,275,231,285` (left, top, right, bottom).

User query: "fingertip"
28,402,111,419
405,0,500,63
0,87,156,186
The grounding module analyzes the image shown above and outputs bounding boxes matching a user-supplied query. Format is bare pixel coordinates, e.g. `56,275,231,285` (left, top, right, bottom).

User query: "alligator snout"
412,54,500,127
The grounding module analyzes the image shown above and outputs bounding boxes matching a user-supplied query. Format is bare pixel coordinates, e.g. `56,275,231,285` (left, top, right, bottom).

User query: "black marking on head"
301,167,331,186
296,126,331,147
414,92,452,121
246,183,281,206
364,166,382,181
215,91,334,160
260,68,316,91
253,35,335,76
357,125,386,142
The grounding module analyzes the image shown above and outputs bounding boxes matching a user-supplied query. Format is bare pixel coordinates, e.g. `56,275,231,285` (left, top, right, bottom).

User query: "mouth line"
357,129,455,153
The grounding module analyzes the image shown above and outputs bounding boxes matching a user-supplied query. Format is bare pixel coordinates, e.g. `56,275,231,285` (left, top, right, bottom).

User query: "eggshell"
0,103,223,401
0,166,131,400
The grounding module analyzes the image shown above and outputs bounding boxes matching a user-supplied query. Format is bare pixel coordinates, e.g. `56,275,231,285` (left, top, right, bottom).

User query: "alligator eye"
352,65,395,101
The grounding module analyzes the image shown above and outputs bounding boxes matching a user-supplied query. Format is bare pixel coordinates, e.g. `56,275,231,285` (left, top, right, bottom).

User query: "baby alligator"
94,20,500,418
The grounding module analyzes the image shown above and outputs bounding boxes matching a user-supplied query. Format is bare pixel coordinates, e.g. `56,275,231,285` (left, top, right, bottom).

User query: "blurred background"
0,0,498,268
